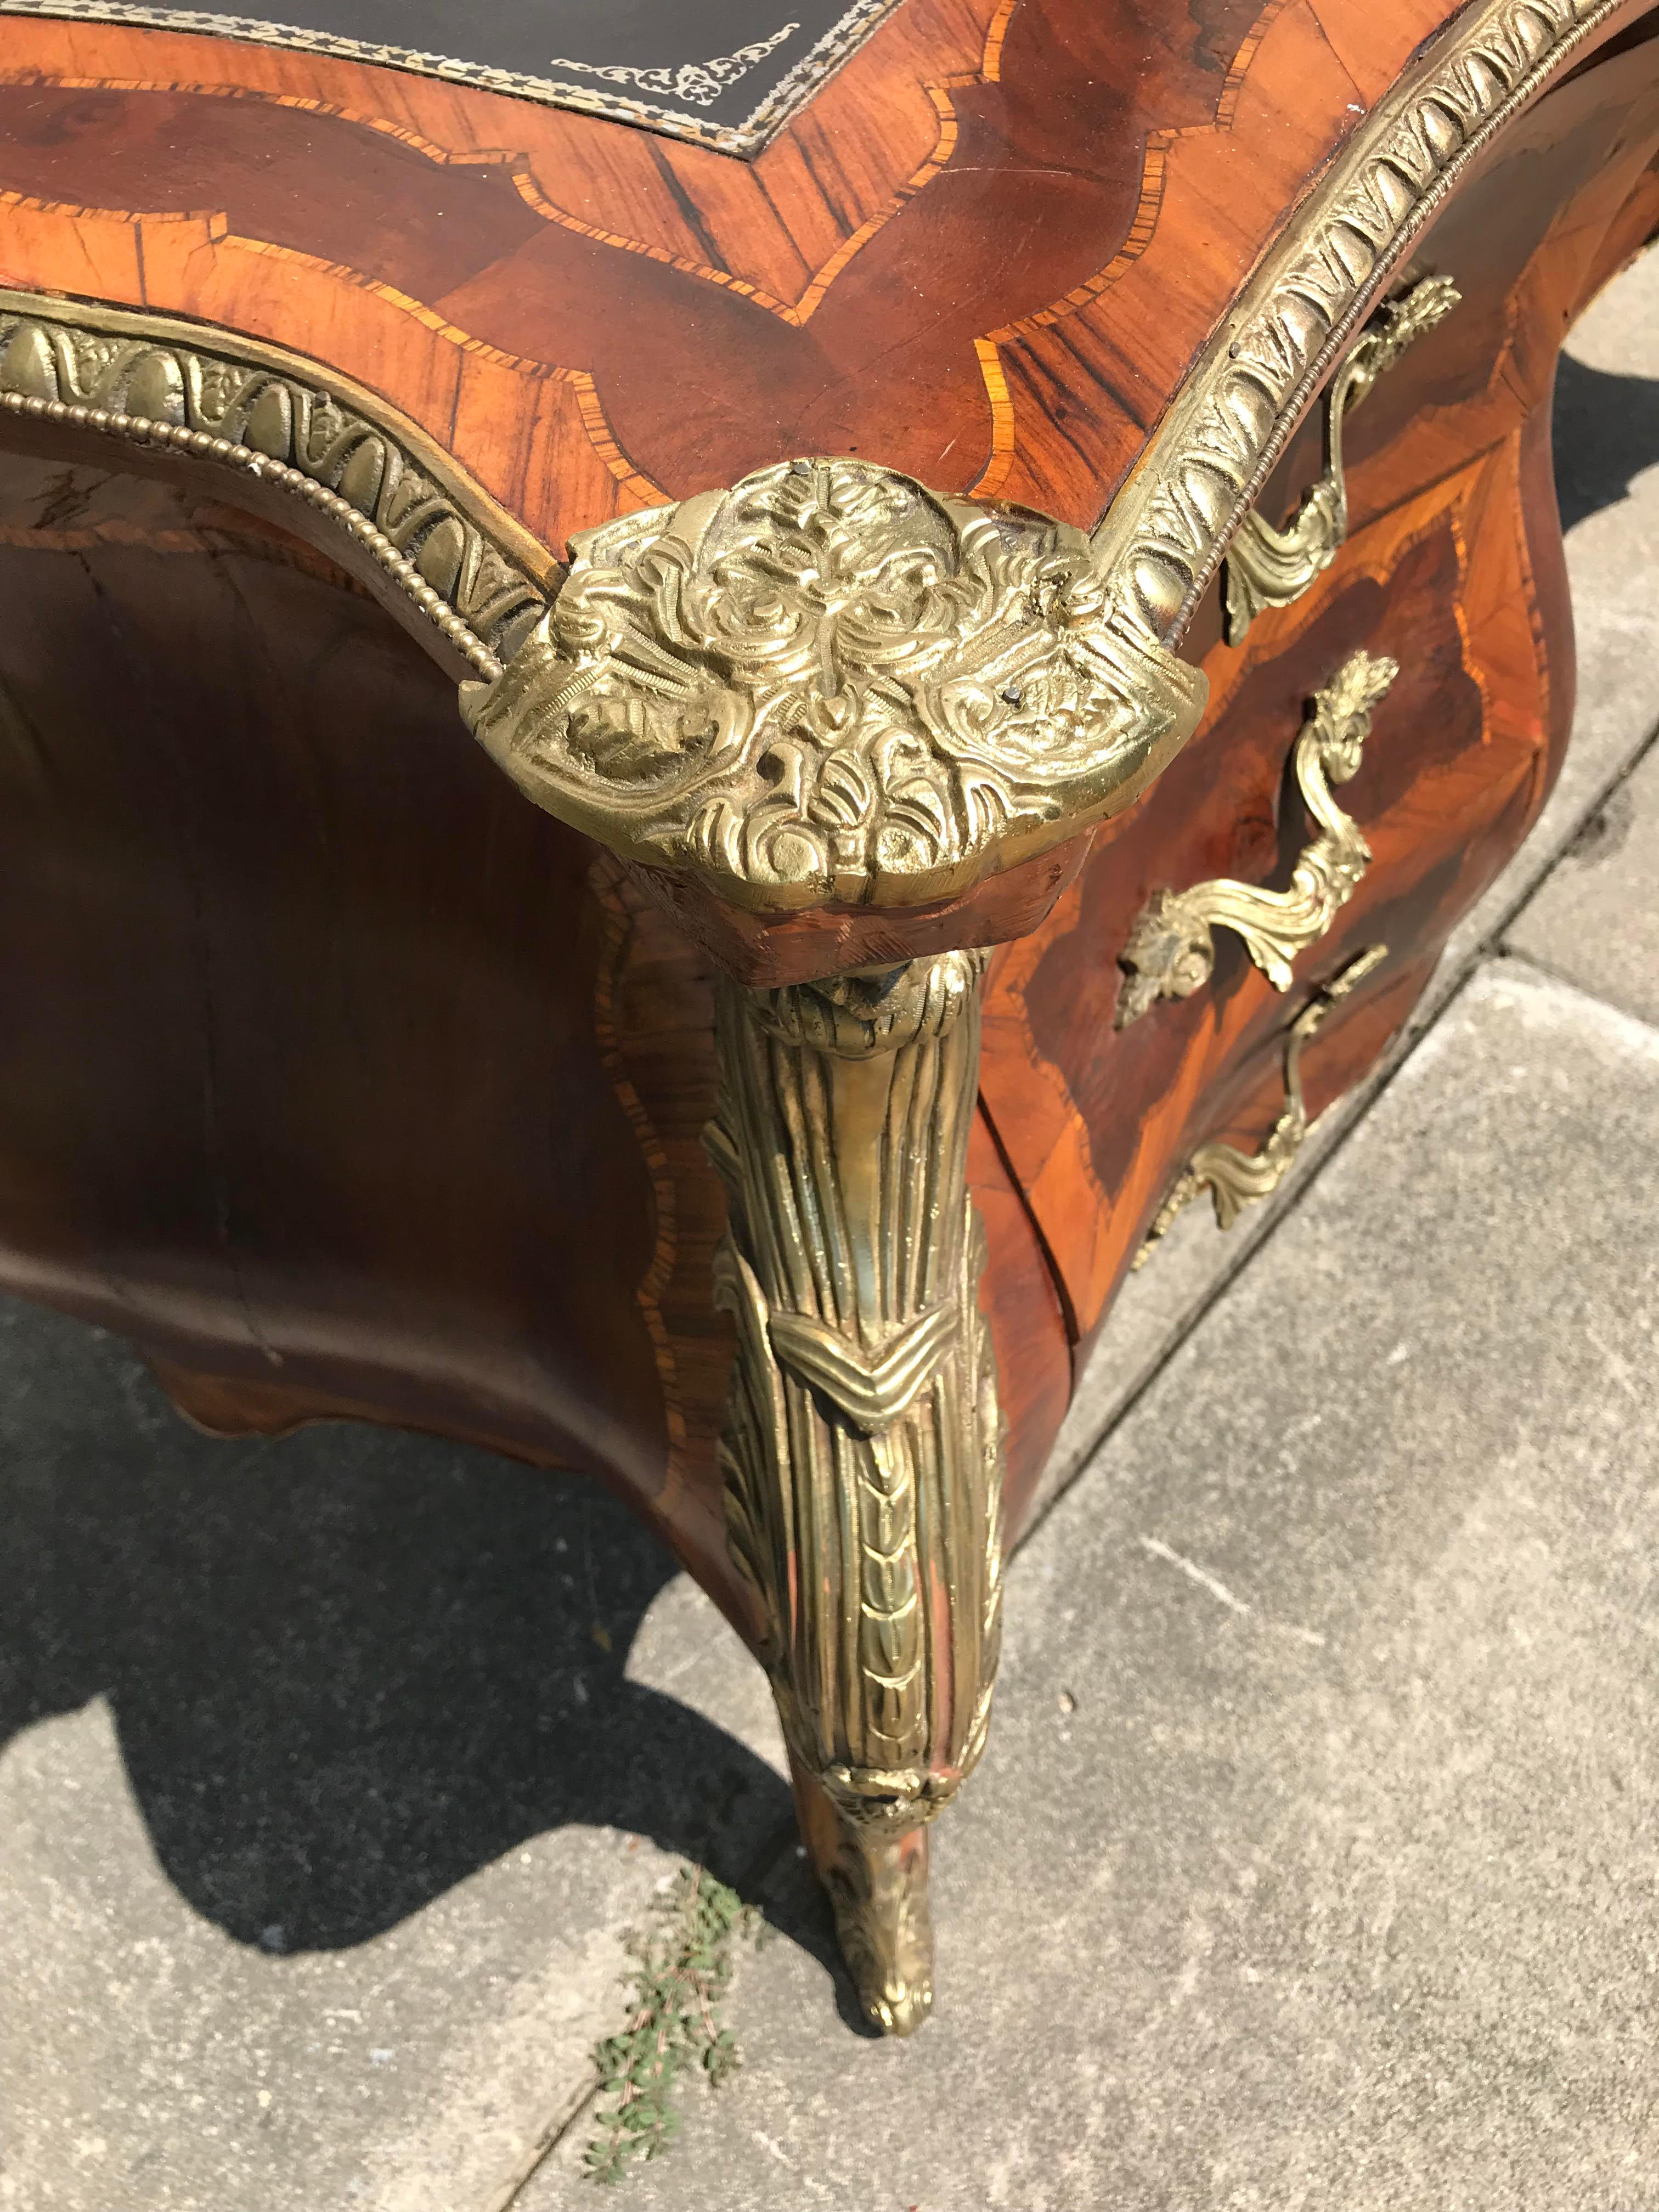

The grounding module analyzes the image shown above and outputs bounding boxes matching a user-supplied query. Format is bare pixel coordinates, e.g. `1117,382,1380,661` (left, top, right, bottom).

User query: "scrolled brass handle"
1134,942,1389,1266
1223,274,1460,645
1116,648,1396,1028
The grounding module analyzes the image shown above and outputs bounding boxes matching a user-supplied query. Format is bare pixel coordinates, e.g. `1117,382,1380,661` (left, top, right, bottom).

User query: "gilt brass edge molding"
0,289,552,676
1092,0,1630,652
1116,650,1398,1025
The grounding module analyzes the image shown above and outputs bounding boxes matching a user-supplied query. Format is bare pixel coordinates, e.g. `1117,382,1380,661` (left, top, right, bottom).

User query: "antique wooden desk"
0,0,1655,2035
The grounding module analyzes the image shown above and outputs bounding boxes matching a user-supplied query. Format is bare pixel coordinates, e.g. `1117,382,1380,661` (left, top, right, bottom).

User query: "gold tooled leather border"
0,0,902,156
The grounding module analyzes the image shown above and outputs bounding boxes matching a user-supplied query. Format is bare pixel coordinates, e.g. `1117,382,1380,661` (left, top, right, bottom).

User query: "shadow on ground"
0,1294,853,1988
1553,348,1659,534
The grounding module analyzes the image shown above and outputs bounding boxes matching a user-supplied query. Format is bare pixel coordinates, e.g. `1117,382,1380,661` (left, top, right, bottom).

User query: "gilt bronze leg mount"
704,952,1003,2033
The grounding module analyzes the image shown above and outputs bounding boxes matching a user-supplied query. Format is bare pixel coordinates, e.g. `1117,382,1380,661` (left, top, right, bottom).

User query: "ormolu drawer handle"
1223,274,1460,645
1116,648,1395,1028
1134,943,1387,1267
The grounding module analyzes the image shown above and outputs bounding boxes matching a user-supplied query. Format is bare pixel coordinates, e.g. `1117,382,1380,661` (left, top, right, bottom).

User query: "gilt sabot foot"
823,1819,935,2036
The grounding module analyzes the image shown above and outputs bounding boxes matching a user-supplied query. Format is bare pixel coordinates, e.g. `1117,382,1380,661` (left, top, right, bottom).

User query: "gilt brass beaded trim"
0,292,550,678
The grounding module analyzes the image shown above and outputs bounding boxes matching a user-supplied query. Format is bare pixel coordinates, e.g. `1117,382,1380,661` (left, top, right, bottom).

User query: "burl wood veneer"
0,0,1655,2032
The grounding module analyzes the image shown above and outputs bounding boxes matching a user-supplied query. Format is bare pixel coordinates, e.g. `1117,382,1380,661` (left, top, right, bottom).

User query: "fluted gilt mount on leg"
706,952,1003,2033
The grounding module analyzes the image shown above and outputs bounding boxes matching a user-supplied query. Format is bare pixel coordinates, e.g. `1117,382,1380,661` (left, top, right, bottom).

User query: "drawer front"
980,408,1568,1348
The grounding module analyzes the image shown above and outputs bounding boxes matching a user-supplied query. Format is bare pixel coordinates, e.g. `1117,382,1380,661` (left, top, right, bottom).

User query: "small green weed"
583,1865,758,2185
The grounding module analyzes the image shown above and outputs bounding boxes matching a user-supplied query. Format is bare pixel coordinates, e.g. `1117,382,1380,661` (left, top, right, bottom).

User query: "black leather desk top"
0,0,904,150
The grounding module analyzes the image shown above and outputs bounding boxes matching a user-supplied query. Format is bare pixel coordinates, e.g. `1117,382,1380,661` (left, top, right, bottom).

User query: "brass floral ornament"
460,458,1208,912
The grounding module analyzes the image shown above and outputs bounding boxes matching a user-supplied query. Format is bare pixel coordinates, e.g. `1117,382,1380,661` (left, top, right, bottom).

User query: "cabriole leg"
706,951,1005,2035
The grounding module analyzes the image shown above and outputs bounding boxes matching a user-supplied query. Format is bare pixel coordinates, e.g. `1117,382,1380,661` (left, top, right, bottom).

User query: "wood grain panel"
12,0,1627,558
0,454,673,1509
980,412,1564,1371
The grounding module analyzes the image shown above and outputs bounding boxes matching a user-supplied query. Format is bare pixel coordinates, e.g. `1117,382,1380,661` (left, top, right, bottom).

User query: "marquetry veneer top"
0,1,1519,543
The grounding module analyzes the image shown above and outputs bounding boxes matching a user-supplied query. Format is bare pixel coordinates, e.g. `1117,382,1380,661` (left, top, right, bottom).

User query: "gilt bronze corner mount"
460,457,1209,917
